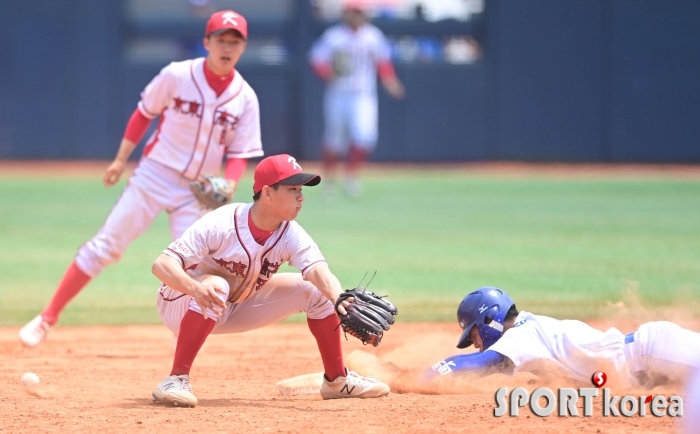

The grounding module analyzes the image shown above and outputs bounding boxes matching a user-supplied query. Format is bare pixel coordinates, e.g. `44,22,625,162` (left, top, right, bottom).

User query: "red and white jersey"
138,58,264,180
163,203,326,303
309,23,391,94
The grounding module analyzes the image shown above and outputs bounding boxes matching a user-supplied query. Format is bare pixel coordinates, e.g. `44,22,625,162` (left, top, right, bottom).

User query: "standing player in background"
19,10,264,347
429,287,700,389
151,154,390,406
309,1,404,198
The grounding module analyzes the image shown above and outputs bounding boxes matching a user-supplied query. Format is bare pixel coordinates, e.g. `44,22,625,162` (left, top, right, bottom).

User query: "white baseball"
21,372,40,387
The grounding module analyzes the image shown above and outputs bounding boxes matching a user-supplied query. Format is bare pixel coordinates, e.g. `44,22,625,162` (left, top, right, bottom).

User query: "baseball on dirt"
21,372,40,387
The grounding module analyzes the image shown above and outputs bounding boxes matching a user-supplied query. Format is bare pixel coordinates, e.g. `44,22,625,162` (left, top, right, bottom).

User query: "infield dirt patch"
2,321,693,434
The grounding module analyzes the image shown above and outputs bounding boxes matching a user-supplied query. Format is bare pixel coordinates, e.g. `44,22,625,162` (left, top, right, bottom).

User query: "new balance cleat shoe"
19,315,51,348
152,374,198,407
320,370,390,399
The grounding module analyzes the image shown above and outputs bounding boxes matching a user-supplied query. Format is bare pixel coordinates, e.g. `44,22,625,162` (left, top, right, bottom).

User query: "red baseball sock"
346,145,369,176
171,309,216,376
322,147,339,180
308,314,346,381
41,262,91,325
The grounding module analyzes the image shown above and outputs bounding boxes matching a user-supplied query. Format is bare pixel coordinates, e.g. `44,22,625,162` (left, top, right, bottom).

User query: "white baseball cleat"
344,178,363,198
320,370,390,399
152,374,198,408
323,180,337,201
19,315,51,348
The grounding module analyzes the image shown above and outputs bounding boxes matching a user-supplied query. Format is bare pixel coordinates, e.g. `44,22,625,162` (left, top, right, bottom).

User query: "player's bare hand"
335,296,354,316
192,282,228,319
382,78,405,100
103,160,125,188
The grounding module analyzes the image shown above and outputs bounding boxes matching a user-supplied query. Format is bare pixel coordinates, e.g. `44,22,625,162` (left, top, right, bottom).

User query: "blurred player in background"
429,287,700,389
309,1,404,198
19,10,264,347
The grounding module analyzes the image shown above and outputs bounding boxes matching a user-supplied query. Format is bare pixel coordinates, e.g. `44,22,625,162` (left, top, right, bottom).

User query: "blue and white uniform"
432,311,700,388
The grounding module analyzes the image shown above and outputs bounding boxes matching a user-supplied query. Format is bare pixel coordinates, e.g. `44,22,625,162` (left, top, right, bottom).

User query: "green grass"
1,170,699,326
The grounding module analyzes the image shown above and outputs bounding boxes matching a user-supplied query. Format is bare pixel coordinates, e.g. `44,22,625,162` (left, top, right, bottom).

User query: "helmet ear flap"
482,305,500,324
478,306,506,349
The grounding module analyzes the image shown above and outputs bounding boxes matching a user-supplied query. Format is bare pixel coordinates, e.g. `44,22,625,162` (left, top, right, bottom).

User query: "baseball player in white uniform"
429,287,700,389
150,154,390,406
308,1,404,198
19,10,263,347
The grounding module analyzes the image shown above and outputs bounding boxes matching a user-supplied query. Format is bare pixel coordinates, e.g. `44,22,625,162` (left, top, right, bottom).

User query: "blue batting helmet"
456,286,515,350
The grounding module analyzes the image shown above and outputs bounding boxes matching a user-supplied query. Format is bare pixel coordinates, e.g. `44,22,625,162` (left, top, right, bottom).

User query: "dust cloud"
347,284,699,396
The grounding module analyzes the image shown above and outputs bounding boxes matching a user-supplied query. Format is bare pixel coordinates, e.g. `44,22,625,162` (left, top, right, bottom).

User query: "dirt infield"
2,322,692,434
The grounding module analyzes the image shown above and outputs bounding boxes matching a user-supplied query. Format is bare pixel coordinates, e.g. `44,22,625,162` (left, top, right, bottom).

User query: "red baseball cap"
205,10,248,39
253,154,321,194
343,0,366,11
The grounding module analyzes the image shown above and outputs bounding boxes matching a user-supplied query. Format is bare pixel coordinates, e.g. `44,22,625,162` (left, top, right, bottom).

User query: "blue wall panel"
490,0,606,161
608,0,700,162
301,64,488,162
1,0,700,162
237,67,297,158
399,64,488,161
0,0,122,159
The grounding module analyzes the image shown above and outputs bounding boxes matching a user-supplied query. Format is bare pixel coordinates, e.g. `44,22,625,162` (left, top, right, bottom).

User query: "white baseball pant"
323,89,378,153
75,158,208,277
157,273,335,336
624,321,700,385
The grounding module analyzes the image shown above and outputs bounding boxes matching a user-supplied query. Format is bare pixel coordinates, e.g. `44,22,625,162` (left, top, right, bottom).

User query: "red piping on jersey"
302,260,327,276
248,210,275,245
233,206,252,292
144,111,167,157
260,221,290,267
203,60,235,97
183,61,206,179
193,78,245,180
166,247,186,269
159,284,187,302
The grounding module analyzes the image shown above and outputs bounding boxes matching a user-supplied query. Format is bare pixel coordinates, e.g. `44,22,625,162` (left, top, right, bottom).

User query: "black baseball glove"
335,288,398,347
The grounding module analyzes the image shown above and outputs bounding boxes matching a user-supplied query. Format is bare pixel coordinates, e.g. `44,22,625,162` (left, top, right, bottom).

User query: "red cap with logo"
253,154,321,194
205,10,248,39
